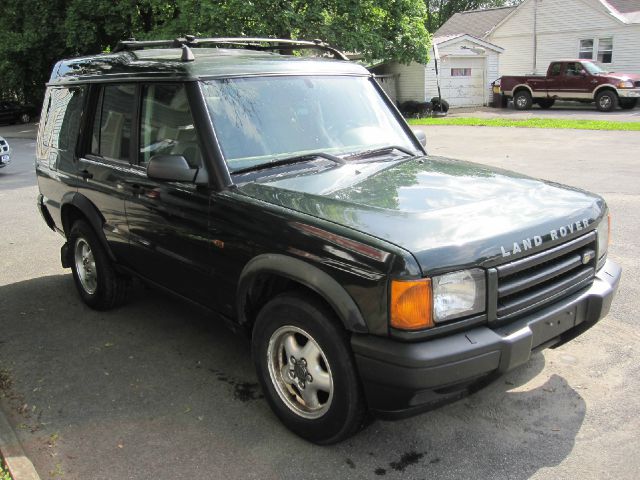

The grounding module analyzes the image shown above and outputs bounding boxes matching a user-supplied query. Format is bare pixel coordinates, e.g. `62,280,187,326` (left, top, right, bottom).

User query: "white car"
0,136,10,168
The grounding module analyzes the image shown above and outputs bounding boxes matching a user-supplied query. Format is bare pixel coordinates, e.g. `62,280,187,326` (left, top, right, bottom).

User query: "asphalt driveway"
1,127,639,479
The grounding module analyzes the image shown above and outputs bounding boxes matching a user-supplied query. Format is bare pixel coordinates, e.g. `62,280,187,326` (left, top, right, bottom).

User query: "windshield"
582,61,607,75
202,76,417,172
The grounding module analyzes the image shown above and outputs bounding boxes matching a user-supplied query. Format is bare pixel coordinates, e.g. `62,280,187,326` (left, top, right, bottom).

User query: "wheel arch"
593,84,619,99
60,193,115,261
512,84,533,97
237,254,369,335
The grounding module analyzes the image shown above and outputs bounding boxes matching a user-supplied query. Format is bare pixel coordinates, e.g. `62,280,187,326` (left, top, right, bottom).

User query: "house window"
579,38,613,63
451,68,471,76
579,39,594,59
597,38,613,63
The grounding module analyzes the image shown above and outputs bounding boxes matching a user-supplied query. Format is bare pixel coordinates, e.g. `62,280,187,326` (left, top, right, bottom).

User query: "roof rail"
112,36,349,61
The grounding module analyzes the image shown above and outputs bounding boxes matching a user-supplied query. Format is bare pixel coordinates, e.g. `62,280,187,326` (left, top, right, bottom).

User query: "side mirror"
147,154,198,183
411,128,427,147
580,70,588,77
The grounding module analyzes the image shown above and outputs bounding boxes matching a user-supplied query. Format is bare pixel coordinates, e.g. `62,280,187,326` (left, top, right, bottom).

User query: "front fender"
237,254,369,333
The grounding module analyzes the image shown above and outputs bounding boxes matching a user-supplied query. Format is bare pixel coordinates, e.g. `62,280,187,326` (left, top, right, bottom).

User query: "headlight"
617,80,634,89
432,269,486,323
597,214,610,259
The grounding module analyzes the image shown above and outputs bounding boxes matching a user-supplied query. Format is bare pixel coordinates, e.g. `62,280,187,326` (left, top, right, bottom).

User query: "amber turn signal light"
390,279,434,330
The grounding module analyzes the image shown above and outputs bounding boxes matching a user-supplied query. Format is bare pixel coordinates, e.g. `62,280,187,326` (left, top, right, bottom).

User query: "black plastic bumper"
351,259,622,418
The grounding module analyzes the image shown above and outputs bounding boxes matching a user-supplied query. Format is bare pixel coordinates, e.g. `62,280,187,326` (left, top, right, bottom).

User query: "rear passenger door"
77,84,137,260
123,82,214,306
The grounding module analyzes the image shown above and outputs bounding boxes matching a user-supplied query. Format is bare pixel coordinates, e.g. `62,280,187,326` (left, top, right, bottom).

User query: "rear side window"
40,87,86,150
549,63,562,76
139,84,202,168
90,84,136,161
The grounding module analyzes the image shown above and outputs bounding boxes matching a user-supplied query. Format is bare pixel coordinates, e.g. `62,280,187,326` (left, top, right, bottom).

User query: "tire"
537,98,555,109
68,219,129,310
619,98,638,110
595,90,618,112
252,291,367,444
20,113,30,124
513,90,533,110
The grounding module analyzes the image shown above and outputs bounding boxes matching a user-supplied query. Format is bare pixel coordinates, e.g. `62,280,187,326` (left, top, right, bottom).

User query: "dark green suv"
35,37,621,444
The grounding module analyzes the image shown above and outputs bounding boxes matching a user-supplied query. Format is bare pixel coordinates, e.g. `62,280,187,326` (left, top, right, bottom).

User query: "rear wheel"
595,90,618,112
68,219,129,310
513,90,532,110
537,98,555,109
619,98,638,110
252,291,367,444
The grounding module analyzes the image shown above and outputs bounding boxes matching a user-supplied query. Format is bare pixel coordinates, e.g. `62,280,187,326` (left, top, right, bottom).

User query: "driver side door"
123,82,215,306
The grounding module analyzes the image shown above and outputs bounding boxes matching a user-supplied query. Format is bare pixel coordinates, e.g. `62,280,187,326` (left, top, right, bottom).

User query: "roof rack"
112,36,349,61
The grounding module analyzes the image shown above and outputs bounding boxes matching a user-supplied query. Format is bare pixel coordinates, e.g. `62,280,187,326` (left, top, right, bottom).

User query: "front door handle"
79,169,93,180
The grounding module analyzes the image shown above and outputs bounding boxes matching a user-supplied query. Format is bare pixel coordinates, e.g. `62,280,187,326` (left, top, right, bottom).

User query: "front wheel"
513,90,532,110
595,90,618,112
68,219,129,310
619,98,638,110
252,292,367,444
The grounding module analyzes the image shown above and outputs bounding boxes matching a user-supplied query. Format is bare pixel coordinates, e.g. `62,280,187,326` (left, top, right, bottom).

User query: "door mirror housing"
147,154,199,183
411,128,427,147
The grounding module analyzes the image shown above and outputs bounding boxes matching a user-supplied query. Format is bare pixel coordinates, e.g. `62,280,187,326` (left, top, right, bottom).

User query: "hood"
602,72,640,82
237,156,605,273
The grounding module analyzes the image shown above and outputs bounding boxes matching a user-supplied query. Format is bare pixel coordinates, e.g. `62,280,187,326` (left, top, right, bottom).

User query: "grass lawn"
407,117,640,131
1,458,12,480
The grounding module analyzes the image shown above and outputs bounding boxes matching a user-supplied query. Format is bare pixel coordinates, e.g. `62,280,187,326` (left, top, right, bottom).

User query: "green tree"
0,0,431,106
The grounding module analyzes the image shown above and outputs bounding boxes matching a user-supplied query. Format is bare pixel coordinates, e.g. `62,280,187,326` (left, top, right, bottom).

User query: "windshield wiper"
232,152,346,174
343,145,416,161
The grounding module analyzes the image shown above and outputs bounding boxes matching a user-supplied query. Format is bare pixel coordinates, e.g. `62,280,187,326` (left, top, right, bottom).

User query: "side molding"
237,254,369,333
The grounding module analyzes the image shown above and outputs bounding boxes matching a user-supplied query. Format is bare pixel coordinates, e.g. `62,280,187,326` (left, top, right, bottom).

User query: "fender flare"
237,254,369,333
60,192,116,261
592,84,619,99
511,84,534,97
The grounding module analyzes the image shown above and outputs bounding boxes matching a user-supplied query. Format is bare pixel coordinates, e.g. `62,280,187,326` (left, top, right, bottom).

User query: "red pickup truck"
495,60,640,112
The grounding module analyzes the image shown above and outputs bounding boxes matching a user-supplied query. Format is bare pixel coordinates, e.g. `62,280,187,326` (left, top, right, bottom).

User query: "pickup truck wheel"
537,99,555,109
252,291,367,444
69,219,129,310
513,91,532,110
595,90,618,112
619,98,638,110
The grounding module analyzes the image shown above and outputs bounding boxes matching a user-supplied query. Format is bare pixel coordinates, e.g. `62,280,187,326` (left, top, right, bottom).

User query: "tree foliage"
0,0,430,105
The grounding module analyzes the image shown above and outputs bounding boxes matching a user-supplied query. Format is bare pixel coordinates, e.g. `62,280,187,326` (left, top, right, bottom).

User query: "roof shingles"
434,6,516,39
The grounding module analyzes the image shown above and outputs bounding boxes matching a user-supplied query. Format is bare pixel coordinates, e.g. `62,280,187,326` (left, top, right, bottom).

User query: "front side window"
202,76,416,172
565,62,584,76
597,38,613,64
91,84,135,161
139,84,202,168
579,39,594,60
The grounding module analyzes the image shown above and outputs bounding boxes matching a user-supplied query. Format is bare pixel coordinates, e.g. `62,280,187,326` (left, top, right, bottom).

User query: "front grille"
491,232,597,321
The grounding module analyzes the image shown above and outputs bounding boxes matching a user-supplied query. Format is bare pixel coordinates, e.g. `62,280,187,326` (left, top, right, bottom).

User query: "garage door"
440,57,485,107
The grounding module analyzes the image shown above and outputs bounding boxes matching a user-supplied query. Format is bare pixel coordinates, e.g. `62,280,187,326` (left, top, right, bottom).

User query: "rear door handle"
79,169,93,180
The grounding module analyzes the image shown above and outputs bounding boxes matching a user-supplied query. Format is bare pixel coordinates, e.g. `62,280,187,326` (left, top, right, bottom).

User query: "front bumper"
352,259,621,418
618,88,640,98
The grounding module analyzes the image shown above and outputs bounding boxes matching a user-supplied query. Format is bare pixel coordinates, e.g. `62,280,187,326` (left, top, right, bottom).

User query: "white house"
372,0,640,108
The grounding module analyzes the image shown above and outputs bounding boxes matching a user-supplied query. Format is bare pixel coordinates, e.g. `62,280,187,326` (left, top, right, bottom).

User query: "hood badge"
500,219,590,258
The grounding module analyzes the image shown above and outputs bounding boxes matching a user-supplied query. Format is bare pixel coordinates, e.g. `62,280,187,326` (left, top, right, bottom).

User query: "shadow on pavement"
0,274,586,480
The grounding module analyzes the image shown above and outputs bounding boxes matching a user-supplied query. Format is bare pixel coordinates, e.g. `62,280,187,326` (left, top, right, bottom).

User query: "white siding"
372,62,426,103
489,0,640,76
